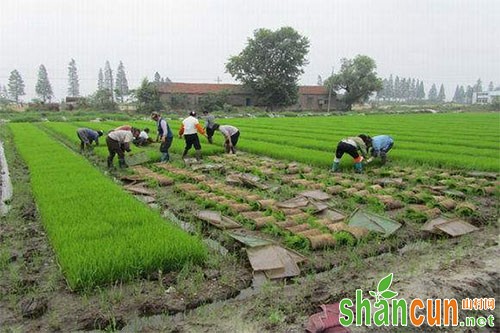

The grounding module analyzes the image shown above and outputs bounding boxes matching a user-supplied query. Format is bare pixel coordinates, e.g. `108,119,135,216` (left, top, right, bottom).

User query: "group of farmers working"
332,134,394,173
76,110,240,168
77,111,392,172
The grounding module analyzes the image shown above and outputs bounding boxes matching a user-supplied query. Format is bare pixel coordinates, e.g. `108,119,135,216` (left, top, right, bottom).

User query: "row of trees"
1,60,131,105
153,72,171,84
377,75,426,101
427,83,446,102
1,66,54,103
377,75,448,103
451,79,498,104
376,76,497,104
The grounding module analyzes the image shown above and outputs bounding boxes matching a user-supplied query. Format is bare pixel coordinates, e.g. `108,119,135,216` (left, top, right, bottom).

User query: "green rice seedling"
267,309,286,326
366,197,386,213
9,123,207,290
262,223,284,238
228,112,499,171
457,183,485,196
455,202,479,217
403,208,429,224
333,231,357,247
283,234,310,251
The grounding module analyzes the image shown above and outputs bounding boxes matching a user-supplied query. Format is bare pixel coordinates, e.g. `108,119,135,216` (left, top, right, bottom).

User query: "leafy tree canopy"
226,26,309,109
325,55,382,110
89,89,117,111
133,78,163,113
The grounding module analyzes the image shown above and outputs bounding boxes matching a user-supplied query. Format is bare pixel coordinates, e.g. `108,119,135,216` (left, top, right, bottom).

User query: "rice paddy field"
0,111,498,332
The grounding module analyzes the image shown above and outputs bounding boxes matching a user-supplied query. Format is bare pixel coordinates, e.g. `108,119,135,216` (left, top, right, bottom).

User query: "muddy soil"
161,230,499,333
0,137,498,332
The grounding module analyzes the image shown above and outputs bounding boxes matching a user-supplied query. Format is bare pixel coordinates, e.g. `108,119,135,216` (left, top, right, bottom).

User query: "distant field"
35,112,500,171
96,112,497,171
216,112,500,171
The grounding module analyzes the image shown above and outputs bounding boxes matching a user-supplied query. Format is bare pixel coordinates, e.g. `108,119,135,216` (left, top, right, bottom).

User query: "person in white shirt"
133,128,152,146
106,128,140,168
178,111,206,160
213,124,240,154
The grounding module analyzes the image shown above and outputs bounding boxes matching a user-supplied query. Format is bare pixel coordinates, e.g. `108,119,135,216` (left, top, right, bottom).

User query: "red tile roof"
157,82,328,95
157,83,246,94
299,85,328,95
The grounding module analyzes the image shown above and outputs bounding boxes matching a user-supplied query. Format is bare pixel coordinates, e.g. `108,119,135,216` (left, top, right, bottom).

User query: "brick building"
157,82,334,110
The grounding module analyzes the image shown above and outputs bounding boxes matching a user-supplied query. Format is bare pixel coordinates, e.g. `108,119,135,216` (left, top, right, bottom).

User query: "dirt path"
140,229,498,332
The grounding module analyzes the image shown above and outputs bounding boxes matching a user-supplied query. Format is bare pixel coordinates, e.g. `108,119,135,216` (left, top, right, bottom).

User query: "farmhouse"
156,82,333,110
472,90,500,104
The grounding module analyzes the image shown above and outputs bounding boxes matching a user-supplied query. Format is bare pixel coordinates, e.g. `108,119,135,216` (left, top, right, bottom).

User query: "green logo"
338,273,495,328
369,273,398,303
339,273,408,327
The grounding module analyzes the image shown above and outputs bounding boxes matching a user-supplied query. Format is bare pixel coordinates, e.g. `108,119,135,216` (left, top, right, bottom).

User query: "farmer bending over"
76,128,104,152
367,135,394,165
213,124,240,154
133,128,153,146
331,134,372,173
203,110,217,144
106,128,140,168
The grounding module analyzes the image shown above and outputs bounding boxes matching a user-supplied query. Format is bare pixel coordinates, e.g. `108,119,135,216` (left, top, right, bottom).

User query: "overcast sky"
1,0,499,101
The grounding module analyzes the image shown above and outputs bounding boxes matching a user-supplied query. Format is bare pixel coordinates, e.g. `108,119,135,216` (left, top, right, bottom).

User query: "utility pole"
215,76,221,84
327,67,334,112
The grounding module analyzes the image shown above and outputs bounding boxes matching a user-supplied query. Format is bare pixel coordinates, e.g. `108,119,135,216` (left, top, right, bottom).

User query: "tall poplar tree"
154,72,162,84
465,85,474,104
417,81,425,100
67,59,80,97
35,64,54,102
474,79,482,93
458,86,465,103
437,84,446,102
97,68,104,91
8,69,25,103
428,84,438,101
115,61,129,103
104,61,114,101
452,85,460,103
488,81,494,91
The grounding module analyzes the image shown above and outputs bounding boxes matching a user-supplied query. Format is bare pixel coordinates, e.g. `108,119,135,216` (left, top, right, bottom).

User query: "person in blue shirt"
368,135,394,165
151,111,174,162
76,128,104,152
